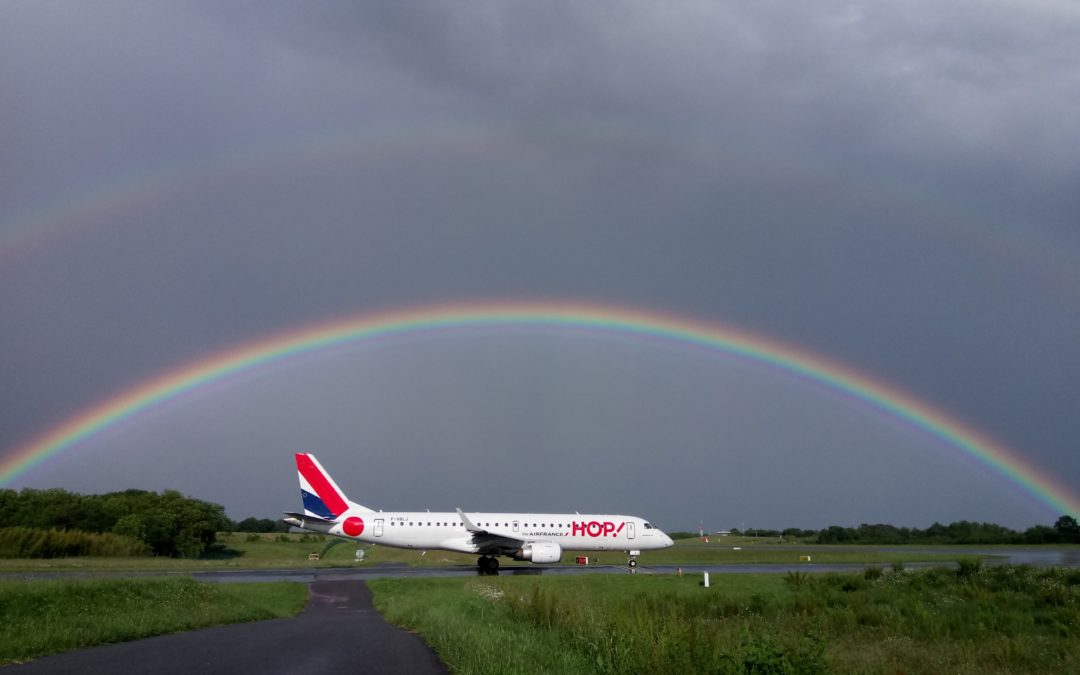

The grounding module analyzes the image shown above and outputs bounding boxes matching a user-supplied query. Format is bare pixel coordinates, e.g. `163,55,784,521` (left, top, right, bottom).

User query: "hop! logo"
572,521,626,537
342,516,365,536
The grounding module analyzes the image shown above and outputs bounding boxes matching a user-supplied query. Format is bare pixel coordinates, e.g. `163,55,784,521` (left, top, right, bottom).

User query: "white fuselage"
288,453,674,564
298,510,673,555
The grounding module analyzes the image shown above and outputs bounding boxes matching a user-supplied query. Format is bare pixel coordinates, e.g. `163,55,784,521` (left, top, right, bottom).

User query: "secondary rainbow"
2,300,1077,517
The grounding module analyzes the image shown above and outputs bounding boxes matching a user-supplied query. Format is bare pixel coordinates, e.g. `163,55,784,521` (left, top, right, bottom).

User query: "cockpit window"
644,523,653,529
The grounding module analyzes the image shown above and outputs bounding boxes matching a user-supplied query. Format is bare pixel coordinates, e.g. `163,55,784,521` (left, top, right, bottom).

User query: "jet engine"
514,542,562,564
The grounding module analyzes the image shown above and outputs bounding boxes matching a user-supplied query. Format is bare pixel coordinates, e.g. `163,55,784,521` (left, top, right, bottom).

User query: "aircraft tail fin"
295,452,372,518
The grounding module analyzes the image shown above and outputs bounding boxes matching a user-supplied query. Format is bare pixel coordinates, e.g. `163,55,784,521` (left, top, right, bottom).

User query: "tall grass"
372,565,1080,674
0,527,150,558
0,578,306,664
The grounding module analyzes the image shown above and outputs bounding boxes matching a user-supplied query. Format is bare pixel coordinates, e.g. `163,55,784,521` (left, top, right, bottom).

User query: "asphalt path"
2,580,448,675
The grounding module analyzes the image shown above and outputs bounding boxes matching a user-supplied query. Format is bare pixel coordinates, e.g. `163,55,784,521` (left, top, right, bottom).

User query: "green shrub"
956,558,983,580
785,570,809,588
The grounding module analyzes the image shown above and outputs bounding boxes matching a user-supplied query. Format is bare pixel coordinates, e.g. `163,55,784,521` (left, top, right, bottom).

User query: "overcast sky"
2,1,1078,531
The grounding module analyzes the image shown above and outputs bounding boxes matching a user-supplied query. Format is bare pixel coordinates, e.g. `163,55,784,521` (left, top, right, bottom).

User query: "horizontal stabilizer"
283,511,334,525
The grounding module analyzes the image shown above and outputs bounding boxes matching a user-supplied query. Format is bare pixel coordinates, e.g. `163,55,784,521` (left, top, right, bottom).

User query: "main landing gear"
477,555,500,574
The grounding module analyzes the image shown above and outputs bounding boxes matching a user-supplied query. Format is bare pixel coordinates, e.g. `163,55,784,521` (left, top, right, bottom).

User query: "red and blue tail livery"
284,452,673,571
295,452,368,519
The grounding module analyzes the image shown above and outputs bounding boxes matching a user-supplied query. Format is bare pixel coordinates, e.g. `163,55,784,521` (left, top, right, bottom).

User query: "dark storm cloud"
1,1,1078,528
215,2,1080,178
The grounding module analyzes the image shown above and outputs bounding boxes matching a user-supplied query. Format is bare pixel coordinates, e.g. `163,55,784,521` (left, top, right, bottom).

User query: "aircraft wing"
456,508,525,554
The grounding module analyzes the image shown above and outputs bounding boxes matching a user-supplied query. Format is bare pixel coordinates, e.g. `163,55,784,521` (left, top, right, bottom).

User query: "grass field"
0,532,998,572
0,577,307,664
371,564,1080,674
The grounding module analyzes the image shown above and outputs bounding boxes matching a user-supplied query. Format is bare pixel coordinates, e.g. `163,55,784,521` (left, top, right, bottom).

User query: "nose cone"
661,532,674,548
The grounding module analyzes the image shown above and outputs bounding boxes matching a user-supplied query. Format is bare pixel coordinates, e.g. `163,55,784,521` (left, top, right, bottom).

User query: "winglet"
456,507,482,533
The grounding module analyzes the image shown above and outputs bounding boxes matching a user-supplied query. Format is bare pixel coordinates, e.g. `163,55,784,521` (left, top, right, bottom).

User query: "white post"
703,571,710,588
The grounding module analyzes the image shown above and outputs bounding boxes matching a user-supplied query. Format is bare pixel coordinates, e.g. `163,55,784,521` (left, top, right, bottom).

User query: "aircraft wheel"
477,556,489,570
628,558,638,568
489,557,500,571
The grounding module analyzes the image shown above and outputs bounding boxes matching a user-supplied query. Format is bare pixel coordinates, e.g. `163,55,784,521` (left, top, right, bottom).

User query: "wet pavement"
1,580,447,675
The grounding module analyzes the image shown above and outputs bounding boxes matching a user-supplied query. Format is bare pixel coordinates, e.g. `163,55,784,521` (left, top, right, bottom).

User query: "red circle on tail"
343,516,365,536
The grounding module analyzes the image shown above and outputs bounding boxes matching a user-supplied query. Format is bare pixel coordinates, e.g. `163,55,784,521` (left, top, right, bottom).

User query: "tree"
1054,515,1080,543
0,487,231,557
1022,525,1057,544
816,526,854,544
235,517,287,533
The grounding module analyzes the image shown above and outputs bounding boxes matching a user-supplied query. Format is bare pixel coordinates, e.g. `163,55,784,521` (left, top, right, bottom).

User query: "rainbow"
2,300,1077,517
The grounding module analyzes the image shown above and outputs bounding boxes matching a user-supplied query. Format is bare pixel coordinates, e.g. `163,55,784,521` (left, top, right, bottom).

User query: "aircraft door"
627,522,636,539
513,520,519,533
374,519,384,537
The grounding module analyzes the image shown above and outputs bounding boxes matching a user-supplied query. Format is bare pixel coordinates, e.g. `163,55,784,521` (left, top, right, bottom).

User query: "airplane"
283,452,674,571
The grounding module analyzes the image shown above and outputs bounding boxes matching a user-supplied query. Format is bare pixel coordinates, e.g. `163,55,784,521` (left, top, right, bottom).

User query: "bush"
955,558,983,581
785,570,809,589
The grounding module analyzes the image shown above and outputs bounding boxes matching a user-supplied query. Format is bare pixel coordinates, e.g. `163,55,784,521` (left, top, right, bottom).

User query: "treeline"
233,517,290,533
727,516,1080,545
0,488,231,558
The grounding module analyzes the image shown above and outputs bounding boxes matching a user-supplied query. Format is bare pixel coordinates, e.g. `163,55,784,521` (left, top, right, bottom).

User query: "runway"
187,561,933,584
6,546,1077,585
188,545,1080,583
1,580,447,675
